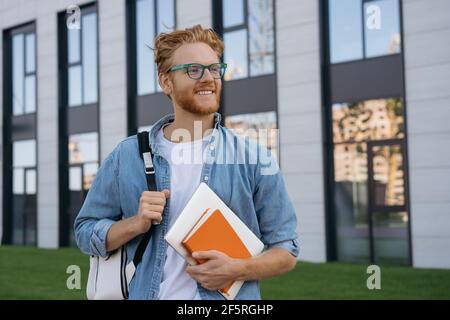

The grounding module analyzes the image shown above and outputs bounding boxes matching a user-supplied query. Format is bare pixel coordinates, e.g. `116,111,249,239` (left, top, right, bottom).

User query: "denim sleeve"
253,154,299,258
74,146,122,257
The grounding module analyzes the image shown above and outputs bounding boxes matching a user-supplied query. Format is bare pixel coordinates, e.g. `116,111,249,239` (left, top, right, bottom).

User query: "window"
67,10,98,106
225,111,278,163
12,32,36,115
68,132,99,191
222,0,275,81
12,139,37,245
328,0,401,64
331,98,409,265
136,0,175,95
67,132,99,246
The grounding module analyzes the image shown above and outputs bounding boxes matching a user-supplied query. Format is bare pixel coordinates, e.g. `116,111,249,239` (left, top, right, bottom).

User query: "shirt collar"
149,112,222,155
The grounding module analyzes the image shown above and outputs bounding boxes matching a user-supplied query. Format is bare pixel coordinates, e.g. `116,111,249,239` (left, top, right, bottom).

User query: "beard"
172,81,221,116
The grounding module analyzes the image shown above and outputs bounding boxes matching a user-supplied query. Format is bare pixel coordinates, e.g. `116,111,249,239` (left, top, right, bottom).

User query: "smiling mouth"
195,90,214,96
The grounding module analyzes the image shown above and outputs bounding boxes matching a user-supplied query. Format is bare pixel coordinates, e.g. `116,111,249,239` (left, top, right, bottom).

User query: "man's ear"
159,73,172,98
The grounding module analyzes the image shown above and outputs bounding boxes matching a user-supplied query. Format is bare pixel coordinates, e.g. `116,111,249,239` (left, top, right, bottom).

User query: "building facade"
1,0,449,269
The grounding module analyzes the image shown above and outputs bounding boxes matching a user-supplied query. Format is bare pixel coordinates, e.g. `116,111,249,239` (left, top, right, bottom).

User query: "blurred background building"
1,0,449,269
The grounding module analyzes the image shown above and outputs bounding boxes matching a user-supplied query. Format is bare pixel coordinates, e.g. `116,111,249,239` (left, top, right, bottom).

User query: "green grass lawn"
1,245,450,300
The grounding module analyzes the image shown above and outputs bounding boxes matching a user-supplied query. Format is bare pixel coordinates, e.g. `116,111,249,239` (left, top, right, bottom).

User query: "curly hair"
154,24,224,75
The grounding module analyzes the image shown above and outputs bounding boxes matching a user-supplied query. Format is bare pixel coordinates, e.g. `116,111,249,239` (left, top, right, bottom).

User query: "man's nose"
200,68,214,81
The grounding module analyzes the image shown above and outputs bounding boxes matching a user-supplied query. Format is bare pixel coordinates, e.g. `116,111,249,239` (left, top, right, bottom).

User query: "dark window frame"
126,0,177,134
320,0,413,265
58,2,100,247
2,22,38,245
329,0,402,65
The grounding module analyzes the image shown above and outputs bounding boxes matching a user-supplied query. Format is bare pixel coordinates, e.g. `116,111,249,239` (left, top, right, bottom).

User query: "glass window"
135,0,175,95
364,0,401,58
136,0,156,95
224,30,248,80
12,34,24,115
83,163,99,190
25,33,36,73
329,0,363,64
69,132,99,164
67,9,98,106
372,211,409,265
225,111,278,162
222,0,275,81
223,0,245,28
372,144,405,206
157,0,175,33
69,166,82,191
334,142,370,262
68,28,81,64
24,75,36,113
82,13,98,104
13,168,25,194
68,65,82,107
248,0,274,76
25,169,37,195
328,0,401,63
332,98,404,143
13,140,37,168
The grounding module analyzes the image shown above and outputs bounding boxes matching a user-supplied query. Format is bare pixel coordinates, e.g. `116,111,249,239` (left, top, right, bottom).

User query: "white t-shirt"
156,126,209,300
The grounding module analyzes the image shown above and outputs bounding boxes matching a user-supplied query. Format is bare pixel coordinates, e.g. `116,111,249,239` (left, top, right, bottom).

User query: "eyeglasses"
168,63,227,80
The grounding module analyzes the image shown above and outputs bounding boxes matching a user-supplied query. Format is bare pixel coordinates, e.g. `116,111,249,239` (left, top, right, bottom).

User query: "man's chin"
180,102,220,116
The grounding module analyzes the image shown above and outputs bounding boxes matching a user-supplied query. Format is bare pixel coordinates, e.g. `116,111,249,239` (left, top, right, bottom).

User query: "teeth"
197,91,213,95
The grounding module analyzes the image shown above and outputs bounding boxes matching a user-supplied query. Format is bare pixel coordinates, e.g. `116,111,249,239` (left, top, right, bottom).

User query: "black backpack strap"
133,131,157,266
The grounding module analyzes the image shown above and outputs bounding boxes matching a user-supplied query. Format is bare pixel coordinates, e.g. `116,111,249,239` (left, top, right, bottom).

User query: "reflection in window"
223,0,245,28
12,31,37,115
224,30,248,80
136,0,175,95
69,132,99,164
222,0,275,81
328,0,401,63
332,97,409,264
67,10,98,106
225,111,278,162
364,0,401,58
372,144,405,206
248,0,274,76
332,98,404,143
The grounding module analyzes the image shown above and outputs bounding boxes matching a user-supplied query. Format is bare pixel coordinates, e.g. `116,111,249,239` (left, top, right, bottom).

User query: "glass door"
367,139,410,265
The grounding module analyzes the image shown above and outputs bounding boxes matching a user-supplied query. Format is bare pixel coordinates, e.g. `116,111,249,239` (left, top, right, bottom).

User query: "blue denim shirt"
74,112,299,300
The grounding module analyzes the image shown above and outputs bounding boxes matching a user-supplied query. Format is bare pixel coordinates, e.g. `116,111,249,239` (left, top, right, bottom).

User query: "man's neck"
163,107,215,143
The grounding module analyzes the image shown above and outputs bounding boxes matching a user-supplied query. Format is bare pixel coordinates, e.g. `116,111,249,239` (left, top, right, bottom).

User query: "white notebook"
164,182,265,300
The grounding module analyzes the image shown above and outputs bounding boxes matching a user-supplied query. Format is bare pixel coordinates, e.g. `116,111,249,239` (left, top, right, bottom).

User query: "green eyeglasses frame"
168,63,228,80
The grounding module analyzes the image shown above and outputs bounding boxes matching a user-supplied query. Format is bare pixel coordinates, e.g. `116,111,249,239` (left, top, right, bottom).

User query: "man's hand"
132,189,170,235
106,189,169,252
185,250,243,291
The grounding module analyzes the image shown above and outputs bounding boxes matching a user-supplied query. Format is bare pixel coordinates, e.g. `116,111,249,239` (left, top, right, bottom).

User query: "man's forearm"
105,216,141,252
235,247,297,282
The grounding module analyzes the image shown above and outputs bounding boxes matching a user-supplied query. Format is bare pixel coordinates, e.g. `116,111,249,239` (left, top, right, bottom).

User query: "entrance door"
367,139,410,265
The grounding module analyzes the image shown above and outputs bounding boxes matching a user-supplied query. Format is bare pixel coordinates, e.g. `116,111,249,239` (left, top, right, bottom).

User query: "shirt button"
203,176,209,181
209,145,215,151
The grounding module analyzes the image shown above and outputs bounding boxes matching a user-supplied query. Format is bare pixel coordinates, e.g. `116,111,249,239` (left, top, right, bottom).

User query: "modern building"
1,0,449,269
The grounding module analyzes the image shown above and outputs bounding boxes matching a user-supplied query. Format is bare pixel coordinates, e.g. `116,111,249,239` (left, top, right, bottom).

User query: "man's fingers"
192,250,222,260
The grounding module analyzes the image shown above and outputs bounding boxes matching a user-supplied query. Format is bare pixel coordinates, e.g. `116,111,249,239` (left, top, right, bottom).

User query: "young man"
75,25,299,300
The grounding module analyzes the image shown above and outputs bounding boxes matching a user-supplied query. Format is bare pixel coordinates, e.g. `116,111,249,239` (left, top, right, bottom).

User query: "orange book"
182,208,252,294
